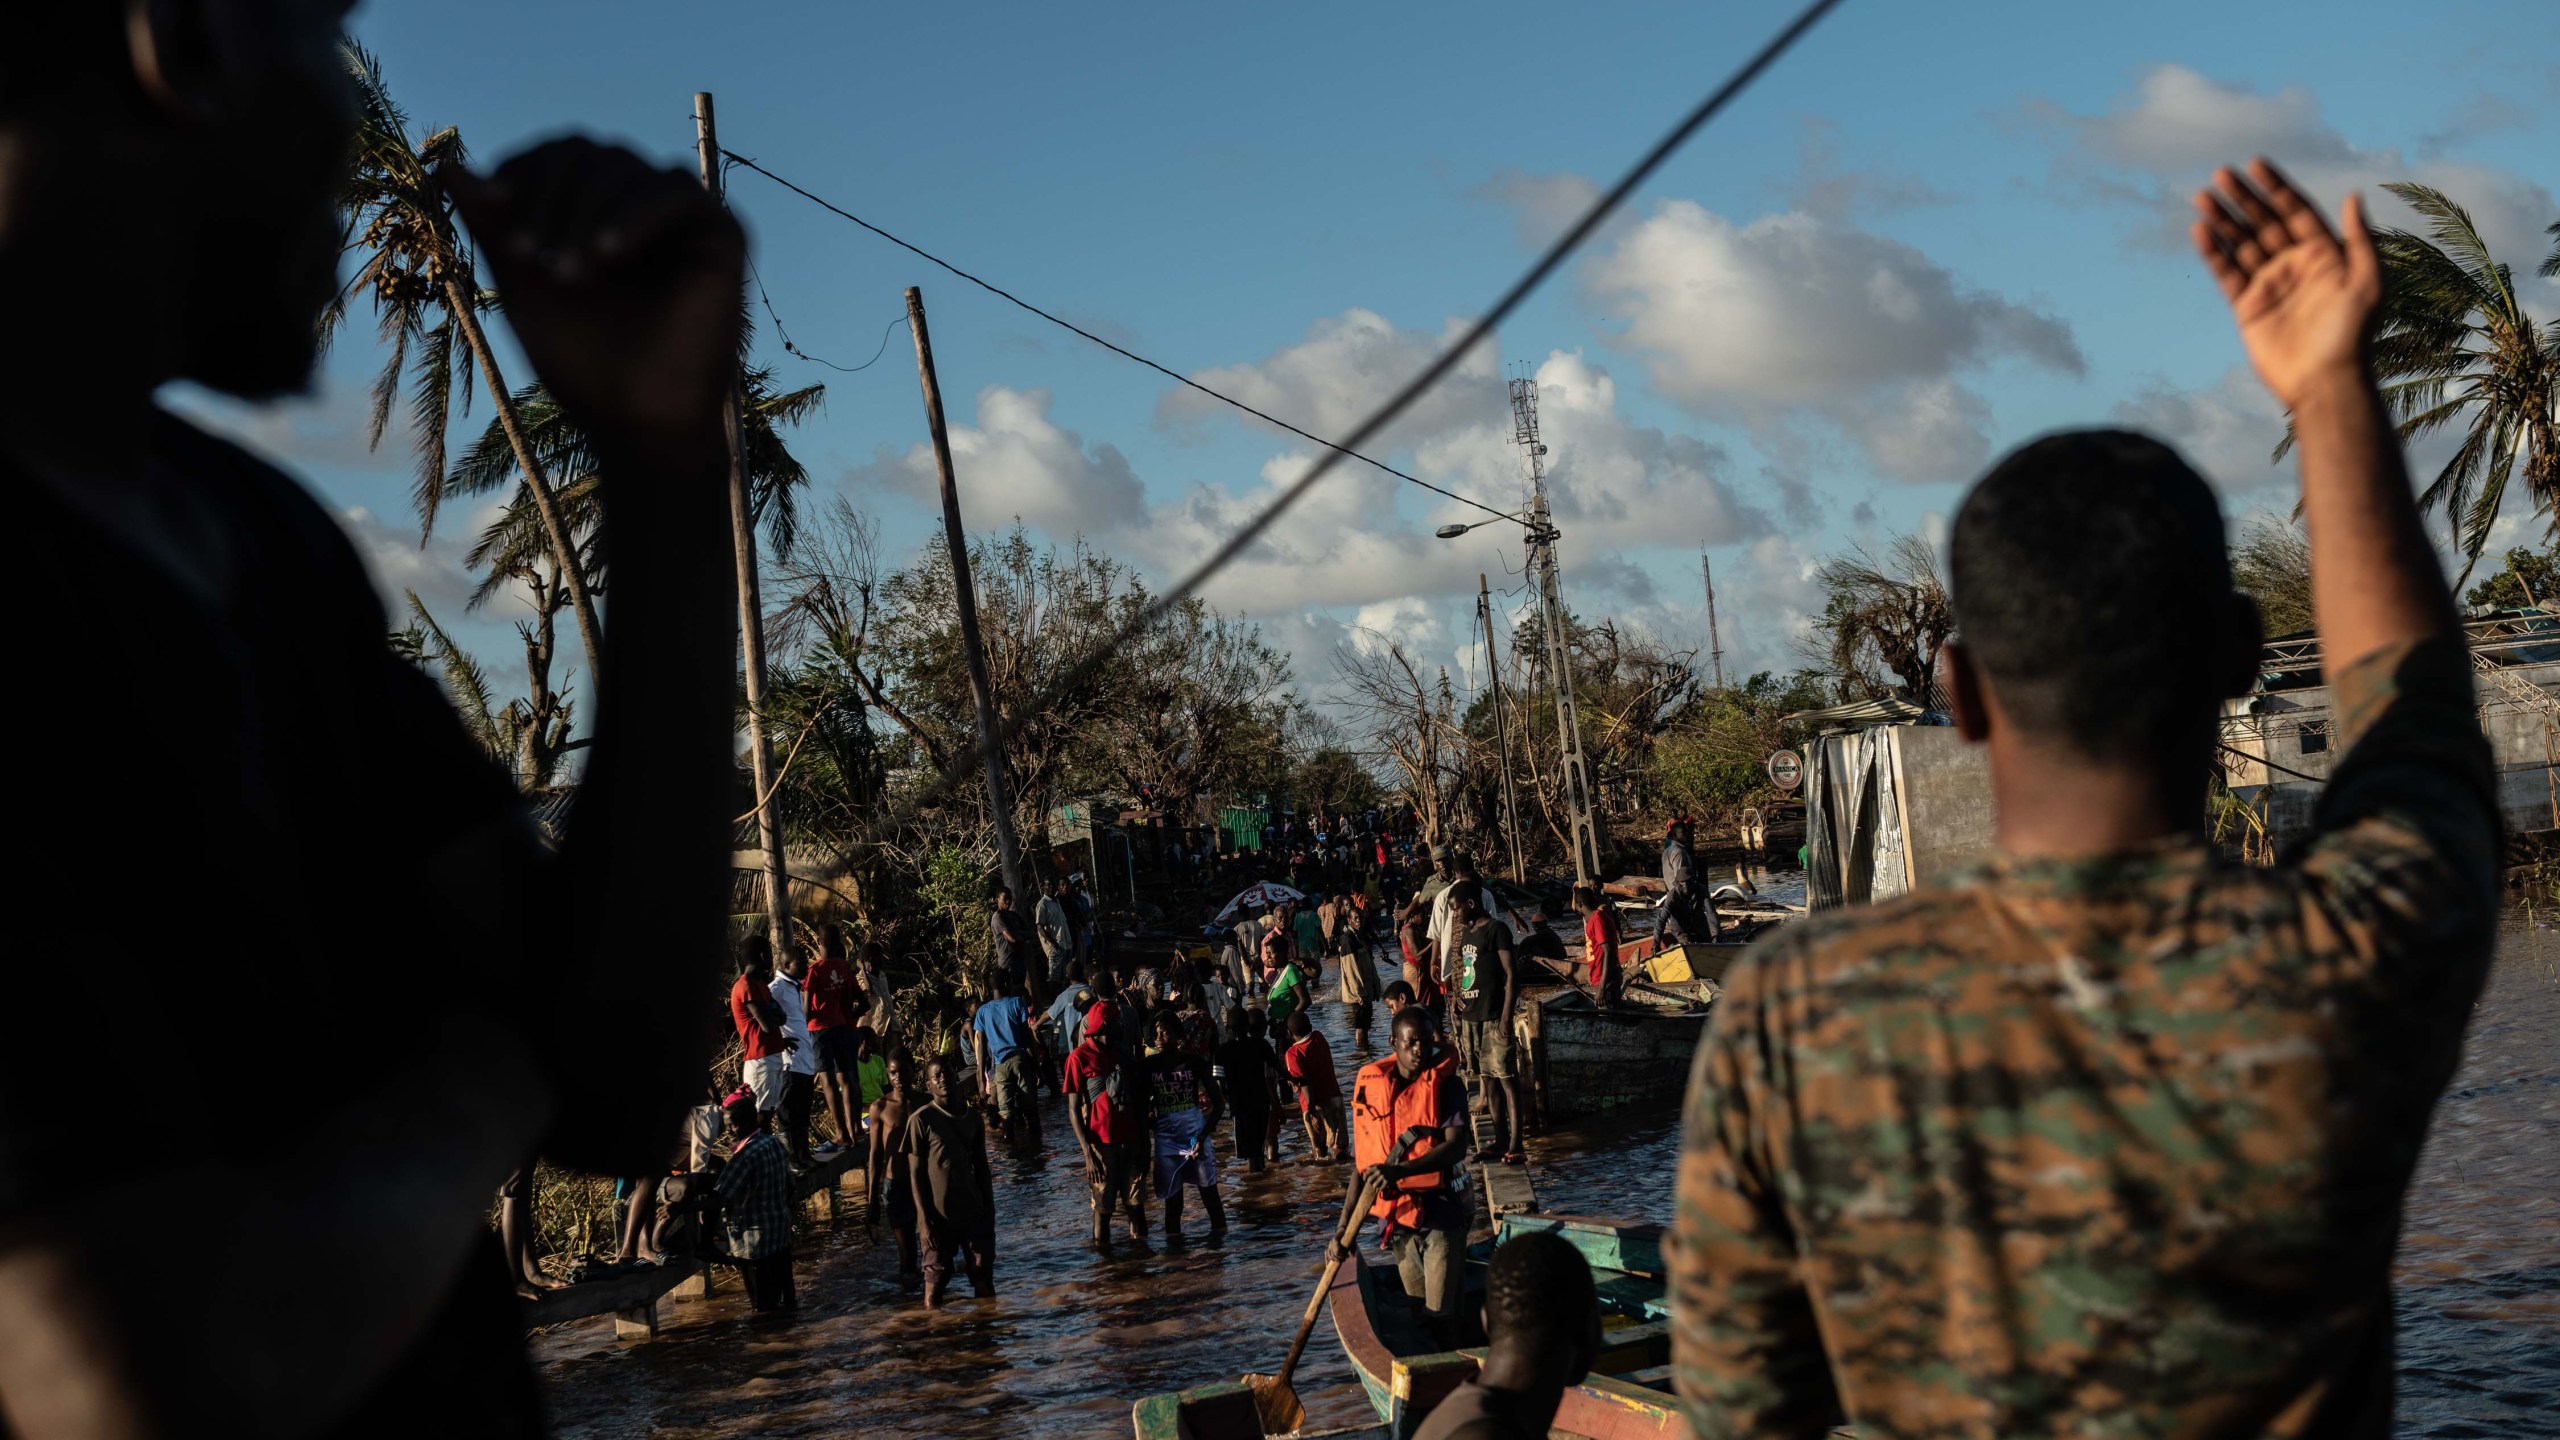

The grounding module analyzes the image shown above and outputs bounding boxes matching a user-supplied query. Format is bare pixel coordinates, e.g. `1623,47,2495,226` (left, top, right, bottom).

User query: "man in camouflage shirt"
1672,159,2498,1439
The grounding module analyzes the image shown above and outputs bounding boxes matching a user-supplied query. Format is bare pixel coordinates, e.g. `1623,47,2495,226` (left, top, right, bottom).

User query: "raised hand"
2191,158,2381,409
445,138,745,465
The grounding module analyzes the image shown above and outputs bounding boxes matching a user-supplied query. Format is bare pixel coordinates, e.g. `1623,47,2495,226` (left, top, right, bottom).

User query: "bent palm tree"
326,42,607,685
1808,533,1951,703
2280,186,2558,577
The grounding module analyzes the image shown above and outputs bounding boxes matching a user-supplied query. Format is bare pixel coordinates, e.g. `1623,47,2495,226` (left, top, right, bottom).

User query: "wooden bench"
521,1258,703,1341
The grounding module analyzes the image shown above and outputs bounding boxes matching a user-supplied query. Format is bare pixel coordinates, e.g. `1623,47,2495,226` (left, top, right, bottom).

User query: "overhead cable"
771,0,1849,876
719,149,1522,523
746,256,908,374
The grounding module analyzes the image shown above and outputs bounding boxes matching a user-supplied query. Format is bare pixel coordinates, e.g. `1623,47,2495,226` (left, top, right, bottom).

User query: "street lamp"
1435,512,1532,541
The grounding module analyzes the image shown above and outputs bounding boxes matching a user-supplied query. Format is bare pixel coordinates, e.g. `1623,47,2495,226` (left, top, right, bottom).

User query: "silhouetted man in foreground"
1412,1231,1601,1440
1671,160,2497,1439
0,3,745,1434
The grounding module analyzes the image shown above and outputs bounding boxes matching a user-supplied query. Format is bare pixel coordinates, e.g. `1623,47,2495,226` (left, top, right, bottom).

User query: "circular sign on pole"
1766,749,1803,792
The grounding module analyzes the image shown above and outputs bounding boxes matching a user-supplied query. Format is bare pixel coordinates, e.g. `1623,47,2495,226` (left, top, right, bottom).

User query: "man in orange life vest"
1353,1006,1472,1343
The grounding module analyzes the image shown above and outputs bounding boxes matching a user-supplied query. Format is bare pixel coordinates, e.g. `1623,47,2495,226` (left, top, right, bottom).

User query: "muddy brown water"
535,902,2558,1438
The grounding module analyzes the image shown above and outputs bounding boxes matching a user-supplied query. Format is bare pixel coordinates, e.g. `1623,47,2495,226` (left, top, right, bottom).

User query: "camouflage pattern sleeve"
1671,941,1841,1440
2294,636,2500,1001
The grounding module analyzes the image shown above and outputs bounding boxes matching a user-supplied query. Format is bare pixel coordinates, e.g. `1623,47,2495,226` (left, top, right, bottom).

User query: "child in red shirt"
1283,1012,1347,1162
1576,883,1624,1005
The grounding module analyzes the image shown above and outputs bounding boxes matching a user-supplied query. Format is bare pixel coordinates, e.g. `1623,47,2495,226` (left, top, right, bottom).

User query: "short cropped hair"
1950,430,2236,761
1484,1231,1596,1351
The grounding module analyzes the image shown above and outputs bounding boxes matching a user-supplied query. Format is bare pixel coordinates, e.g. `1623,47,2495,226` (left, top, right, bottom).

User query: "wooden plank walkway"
1470,1108,1538,1220
523,1141,870,1341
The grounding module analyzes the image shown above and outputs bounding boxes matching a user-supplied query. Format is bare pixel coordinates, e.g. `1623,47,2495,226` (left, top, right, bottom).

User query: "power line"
745,256,907,374
782,0,1848,877
719,148,1522,524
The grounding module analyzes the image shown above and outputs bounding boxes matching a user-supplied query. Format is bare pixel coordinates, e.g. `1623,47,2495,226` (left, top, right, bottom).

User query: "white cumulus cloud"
852,385,1145,537
2109,366,2293,495
1153,308,1503,455
2035,64,2558,295
1579,199,2084,483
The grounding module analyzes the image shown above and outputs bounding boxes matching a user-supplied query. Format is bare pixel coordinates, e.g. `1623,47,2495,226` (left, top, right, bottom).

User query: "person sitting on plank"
1413,1230,1602,1440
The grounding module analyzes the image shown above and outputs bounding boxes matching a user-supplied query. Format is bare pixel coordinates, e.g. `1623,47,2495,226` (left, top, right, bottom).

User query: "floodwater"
534,896,2558,1438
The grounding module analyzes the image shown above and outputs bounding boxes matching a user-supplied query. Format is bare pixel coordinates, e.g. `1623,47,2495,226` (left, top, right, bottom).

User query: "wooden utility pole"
1478,574,1525,883
694,91,795,960
906,286,1028,907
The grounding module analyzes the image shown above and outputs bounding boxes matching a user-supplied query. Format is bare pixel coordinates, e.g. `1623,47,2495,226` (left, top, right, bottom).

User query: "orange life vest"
1351,1051,1461,1230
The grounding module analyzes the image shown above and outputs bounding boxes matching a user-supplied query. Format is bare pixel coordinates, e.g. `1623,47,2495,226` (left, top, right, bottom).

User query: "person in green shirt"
1292,900,1325,981
852,1026,889,1113
1265,957,1310,1035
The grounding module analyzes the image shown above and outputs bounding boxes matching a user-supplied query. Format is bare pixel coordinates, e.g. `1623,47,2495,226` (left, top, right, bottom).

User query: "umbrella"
1213,881,1305,925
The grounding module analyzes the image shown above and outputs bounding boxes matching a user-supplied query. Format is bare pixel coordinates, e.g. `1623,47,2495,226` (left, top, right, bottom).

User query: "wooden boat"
1510,935,1752,1120
1128,1215,1682,1440
1532,977,1716,1120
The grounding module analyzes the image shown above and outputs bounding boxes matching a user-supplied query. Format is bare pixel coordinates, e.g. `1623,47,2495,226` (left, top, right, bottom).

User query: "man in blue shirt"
971,980,1046,1143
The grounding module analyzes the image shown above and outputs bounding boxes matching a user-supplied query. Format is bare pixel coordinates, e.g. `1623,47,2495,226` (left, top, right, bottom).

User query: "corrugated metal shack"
1796,698,1994,912
1800,612,2560,914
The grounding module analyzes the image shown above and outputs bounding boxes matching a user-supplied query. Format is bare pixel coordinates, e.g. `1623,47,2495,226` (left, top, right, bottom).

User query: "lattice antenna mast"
1702,550,1726,691
1508,374,1601,882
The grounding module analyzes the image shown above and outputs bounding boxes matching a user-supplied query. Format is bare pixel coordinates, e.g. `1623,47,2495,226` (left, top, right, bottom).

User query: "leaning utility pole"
1702,551,1725,691
907,286,1028,908
1508,377,1601,883
1478,573,1526,883
695,92,794,960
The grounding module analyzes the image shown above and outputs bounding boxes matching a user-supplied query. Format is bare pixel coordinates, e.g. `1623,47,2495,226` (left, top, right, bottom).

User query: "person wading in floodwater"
0,4,747,1432
865,1052,922,1287
1142,1011,1228,1247
713,1088,797,1315
907,1054,996,1308
1066,999,1141,1246
1671,160,2499,1439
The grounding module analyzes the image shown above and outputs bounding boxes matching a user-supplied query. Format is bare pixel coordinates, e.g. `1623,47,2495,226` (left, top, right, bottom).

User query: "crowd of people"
12,6,2499,1428
574,826,1615,1322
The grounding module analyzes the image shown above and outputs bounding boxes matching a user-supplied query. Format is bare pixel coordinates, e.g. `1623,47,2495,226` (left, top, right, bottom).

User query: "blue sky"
176,0,2559,717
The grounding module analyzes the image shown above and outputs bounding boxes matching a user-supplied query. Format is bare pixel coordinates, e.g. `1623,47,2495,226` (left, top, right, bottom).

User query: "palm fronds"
2283,182,2559,574
403,591,501,755
331,40,486,538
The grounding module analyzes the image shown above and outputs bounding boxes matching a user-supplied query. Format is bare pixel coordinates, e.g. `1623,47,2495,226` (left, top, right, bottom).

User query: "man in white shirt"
769,950,822,1167
1427,853,1512,988
1035,878,1076,995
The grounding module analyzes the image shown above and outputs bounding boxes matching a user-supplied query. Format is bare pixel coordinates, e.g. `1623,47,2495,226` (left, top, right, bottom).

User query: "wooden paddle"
1246,1169,1388,1436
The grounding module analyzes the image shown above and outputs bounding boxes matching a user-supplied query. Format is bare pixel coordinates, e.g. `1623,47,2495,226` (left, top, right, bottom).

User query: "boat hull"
1533,980,1717,1120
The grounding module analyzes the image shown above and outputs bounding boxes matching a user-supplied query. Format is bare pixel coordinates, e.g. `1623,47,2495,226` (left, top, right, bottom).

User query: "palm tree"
325,42,607,685
2280,187,2558,577
446,367,825,613
392,592,575,791
1807,533,1952,703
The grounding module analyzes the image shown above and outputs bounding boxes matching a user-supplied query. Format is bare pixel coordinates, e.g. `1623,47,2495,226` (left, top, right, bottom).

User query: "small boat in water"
1518,935,1751,1120
1533,977,1717,1120
1129,1215,1683,1440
